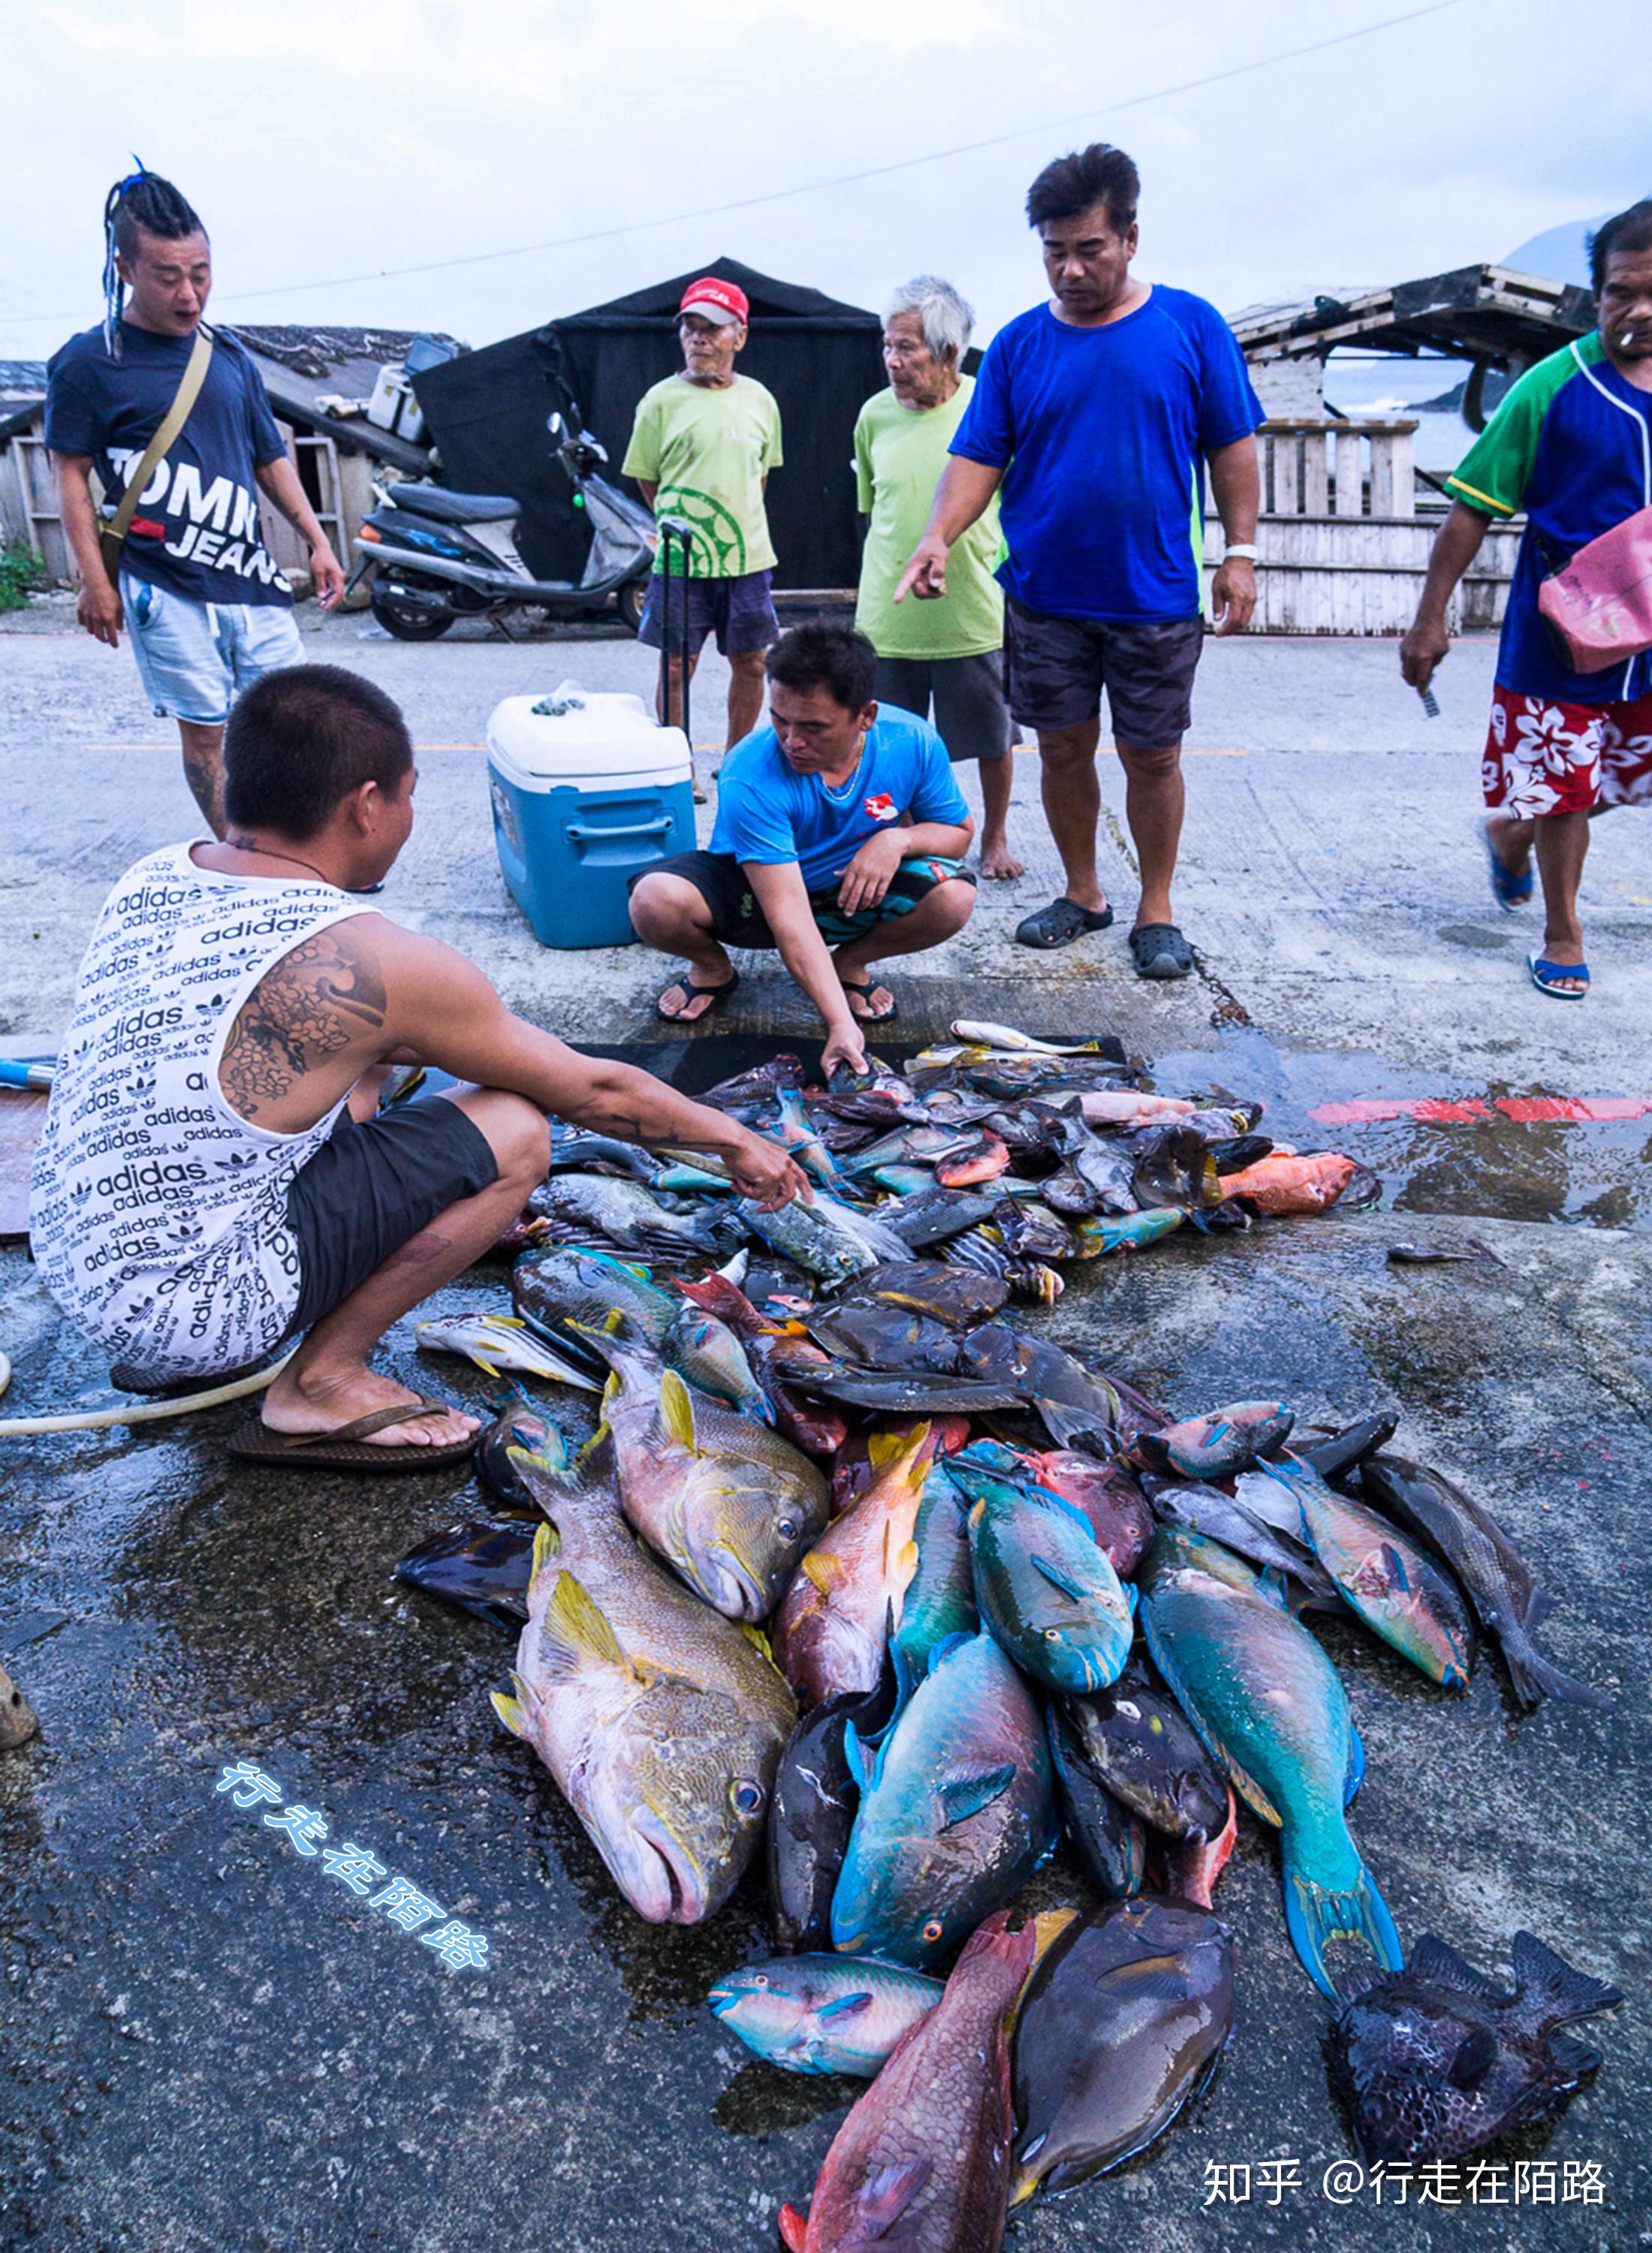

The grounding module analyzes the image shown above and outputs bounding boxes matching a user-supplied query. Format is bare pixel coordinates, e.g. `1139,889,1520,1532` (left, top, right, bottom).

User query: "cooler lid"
486,687,692,786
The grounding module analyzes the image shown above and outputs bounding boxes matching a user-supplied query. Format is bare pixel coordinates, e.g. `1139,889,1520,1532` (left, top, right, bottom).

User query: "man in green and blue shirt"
1402,198,1652,1000
855,276,1022,880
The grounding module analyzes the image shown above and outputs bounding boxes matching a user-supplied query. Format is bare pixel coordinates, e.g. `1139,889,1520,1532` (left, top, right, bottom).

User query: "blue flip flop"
1481,816,1533,909
1527,952,1590,1000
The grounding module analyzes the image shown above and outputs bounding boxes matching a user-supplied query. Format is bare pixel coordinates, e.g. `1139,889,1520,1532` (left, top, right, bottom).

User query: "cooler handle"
565,815,674,843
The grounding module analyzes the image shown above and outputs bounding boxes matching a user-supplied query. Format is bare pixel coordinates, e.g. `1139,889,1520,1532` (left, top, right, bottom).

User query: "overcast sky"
2,0,1647,365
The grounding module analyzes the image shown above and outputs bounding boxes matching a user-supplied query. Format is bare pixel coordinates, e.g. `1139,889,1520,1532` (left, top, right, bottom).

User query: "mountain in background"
1503,213,1613,288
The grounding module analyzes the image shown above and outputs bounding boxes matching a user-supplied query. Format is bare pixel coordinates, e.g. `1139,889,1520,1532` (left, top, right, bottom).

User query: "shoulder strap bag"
97,324,215,583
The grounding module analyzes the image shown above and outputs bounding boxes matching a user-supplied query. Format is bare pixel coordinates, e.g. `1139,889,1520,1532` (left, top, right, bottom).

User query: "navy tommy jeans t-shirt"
950,287,1263,623
710,707,970,893
45,322,294,608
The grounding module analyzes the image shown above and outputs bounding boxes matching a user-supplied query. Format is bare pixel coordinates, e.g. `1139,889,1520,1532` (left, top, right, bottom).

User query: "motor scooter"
345,408,656,640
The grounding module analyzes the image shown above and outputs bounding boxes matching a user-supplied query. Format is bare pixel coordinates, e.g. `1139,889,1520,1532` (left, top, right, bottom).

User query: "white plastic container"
366,363,425,443
486,688,695,949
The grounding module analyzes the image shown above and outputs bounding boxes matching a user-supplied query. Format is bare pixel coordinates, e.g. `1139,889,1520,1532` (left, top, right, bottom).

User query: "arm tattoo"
220,926,389,1119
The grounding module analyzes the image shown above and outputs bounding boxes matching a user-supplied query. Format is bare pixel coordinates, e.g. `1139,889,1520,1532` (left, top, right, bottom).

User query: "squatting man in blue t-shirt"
47,170,347,839
629,622,978,1076
897,143,1264,979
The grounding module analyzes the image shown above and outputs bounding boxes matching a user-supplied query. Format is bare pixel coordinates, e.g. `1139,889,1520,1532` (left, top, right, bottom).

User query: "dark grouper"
1331,1931,1621,2162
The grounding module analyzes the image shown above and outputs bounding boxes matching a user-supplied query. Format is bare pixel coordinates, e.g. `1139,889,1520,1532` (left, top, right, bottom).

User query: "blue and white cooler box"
486,686,695,949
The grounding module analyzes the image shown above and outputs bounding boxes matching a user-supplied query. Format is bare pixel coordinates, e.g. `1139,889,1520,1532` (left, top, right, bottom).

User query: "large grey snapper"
586,1332,829,1620
492,1439,795,1923
737,1191,910,1286
530,1172,724,1256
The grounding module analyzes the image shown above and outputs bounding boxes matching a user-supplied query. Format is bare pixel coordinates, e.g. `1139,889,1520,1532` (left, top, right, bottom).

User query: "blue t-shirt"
45,321,294,608
950,287,1262,623
710,706,969,892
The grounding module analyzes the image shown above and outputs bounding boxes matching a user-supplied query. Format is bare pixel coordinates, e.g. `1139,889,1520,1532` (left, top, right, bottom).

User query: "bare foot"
261,1362,478,1448
979,837,1025,880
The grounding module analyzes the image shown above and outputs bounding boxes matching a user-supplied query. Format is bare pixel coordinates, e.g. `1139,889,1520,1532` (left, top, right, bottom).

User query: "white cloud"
2,0,1647,357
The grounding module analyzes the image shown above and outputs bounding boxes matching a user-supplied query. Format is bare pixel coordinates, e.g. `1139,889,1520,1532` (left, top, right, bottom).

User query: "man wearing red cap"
623,277,784,771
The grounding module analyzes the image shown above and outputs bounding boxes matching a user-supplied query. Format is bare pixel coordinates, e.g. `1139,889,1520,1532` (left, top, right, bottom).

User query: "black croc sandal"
1014,897,1115,950
1129,923,1195,979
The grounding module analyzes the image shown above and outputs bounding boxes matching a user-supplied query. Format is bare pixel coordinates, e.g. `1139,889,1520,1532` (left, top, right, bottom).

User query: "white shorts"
122,573,304,726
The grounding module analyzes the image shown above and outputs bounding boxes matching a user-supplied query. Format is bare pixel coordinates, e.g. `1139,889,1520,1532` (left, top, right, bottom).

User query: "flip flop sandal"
1527,952,1590,1000
656,969,740,1024
1014,897,1115,950
225,1396,478,1473
1129,923,1195,980
841,979,897,1024
1480,816,1534,909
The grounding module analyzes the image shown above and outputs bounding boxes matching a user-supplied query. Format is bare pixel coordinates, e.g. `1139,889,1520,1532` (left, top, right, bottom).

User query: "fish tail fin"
1501,1628,1613,1712
1508,1931,1623,2025
777,2204,809,2253
1282,1849,1403,2000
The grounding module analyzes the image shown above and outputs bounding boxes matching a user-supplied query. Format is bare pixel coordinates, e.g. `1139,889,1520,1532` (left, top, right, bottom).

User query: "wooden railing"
1258,418,1418,519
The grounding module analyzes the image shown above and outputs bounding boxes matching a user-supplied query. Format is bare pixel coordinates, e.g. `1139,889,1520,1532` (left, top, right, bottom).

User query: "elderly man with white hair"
852,276,1022,879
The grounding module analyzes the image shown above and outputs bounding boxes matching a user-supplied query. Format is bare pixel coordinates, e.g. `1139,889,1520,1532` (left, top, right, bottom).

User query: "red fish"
1026,1451,1154,1575
779,1909,1036,2253
1149,1784,1239,1909
1217,1151,1356,1215
936,1130,1011,1188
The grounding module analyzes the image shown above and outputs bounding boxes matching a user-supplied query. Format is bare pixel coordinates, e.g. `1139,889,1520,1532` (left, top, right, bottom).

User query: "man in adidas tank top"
30,665,805,1467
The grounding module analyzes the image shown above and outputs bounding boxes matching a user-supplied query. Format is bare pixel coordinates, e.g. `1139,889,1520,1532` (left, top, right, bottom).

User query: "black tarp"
411,257,885,591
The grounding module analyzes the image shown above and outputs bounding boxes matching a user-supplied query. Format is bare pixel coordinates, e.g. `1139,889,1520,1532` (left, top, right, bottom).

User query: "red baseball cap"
679,276,749,327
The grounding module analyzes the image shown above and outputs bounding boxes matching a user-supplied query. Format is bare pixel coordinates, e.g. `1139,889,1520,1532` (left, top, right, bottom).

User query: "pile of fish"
396,1023,1616,2246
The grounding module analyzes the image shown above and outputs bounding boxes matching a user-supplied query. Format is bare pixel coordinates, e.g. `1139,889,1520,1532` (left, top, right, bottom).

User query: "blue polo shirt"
950,286,1262,623
711,706,969,892
1446,333,1652,704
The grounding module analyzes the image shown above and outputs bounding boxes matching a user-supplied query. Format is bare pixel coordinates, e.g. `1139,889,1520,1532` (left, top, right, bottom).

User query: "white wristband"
1222,543,1259,561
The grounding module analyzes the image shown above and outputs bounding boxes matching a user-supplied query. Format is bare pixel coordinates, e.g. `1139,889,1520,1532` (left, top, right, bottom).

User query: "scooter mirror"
546,412,564,437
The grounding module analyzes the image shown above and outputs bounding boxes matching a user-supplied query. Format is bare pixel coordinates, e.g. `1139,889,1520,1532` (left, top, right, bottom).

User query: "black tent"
411,258,885,593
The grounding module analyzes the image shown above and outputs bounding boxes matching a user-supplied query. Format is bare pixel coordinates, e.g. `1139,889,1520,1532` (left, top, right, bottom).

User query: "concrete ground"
0,603,1648,2251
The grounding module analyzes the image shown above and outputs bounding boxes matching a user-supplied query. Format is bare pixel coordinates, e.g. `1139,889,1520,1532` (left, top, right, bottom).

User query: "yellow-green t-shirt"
853,377,1004,660
622,372,782,578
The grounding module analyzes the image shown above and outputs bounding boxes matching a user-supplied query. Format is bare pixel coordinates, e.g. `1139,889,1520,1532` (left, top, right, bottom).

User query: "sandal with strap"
1014,896,1114,950
840,978,897,1024
656,968,740,1024
1527,952,1590,1000
226,1396,478,1473
1481,816,1534,909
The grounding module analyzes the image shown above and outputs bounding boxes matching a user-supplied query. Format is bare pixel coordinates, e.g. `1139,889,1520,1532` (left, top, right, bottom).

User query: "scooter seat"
387,485,519,524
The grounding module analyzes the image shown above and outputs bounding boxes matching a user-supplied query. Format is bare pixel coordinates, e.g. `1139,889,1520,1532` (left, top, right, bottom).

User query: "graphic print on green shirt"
622,372,782,578
853,378,1005,660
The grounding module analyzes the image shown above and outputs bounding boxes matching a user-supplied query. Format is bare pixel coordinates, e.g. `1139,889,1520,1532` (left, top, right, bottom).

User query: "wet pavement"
1,1203,1645,2251
1,614,1648,2248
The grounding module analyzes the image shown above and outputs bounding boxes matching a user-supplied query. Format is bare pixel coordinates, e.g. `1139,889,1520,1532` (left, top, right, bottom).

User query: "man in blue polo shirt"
898,142,1263,977
629,622,976,1075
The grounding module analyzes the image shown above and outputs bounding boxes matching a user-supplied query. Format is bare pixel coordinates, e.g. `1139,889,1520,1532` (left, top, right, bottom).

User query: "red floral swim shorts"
1482,683,1652,817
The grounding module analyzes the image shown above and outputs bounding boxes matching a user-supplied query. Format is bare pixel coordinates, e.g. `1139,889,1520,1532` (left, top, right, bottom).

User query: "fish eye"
921,1918,944,1944
1043,1627,1063,1641
777,1519,797,1540
732,1781,765,1814
751,1973,769,1987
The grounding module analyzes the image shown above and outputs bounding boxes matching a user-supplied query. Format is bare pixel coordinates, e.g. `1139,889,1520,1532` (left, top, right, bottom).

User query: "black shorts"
282,1096,498,1340
636,849,975,949
1003,597,1204,746
873,653,1013,762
